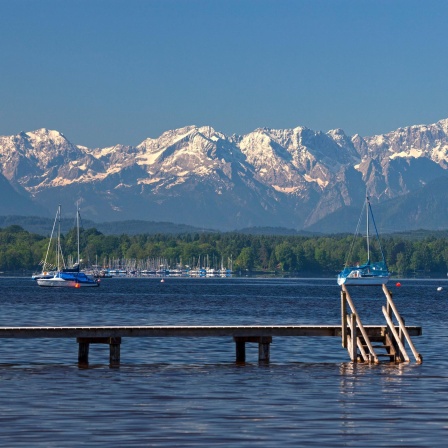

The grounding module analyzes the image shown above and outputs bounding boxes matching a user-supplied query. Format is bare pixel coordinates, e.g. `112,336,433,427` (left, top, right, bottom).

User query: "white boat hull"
337,276,389,286
37,277,99,287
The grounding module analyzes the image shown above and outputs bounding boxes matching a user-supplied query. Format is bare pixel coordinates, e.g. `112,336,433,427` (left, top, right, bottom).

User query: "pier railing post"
400,316,405,347
386,291,399,360
341,290,347,348
350,314,357,363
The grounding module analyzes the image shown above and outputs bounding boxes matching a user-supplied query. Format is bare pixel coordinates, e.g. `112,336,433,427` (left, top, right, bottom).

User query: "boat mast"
366,195,370,263
57,204,61,271
76,201,80,266
367,195,388,269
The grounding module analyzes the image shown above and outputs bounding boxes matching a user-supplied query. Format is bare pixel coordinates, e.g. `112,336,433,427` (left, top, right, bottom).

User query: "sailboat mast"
366,196,370,262
76,202,80,266
57,204,61,270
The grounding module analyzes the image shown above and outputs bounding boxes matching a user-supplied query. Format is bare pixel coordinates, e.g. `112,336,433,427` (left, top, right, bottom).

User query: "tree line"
1,224,447,277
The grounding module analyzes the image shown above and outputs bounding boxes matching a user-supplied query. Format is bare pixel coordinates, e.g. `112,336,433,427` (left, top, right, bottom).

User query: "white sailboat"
337,195,390,286
37,204,100,288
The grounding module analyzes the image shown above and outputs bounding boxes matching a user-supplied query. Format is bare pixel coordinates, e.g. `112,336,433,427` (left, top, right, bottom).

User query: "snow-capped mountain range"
0,119,447,232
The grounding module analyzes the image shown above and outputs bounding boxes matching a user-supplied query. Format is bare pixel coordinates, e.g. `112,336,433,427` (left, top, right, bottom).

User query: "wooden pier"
0,284,422,366
0,323,421,366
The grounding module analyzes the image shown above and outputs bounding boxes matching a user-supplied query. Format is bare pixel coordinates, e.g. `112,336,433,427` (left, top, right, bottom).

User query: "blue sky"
1,0,447,148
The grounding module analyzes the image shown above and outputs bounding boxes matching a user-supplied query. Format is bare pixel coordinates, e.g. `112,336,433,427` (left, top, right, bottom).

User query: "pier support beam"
234,336,272,363
77,337,122,367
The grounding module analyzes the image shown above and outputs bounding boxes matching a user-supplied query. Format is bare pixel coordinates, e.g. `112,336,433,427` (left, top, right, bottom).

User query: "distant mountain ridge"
0,119,447,232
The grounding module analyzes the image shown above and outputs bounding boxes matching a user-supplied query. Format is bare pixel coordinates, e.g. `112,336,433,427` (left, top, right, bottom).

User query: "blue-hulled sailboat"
337,196,390,286
37,204,99,288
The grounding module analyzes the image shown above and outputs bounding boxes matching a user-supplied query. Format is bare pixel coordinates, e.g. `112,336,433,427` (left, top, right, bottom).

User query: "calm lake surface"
0,276,447,447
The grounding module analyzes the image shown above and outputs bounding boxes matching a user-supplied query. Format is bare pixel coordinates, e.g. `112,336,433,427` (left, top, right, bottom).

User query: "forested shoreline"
0,224,447,277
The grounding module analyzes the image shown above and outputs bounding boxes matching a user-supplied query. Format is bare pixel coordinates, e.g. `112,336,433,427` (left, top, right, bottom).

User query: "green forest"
1,224,448,277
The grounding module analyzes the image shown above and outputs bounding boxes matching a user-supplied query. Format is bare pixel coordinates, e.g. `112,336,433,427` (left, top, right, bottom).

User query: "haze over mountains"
0,118,447,233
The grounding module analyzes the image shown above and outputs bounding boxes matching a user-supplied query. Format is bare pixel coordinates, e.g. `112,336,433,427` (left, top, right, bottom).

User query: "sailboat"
32,208,59,280
37,204,100,288
337,195,390,286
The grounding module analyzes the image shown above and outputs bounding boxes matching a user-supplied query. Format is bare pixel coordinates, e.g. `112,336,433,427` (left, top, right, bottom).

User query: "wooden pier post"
77,337,121,366
109,337,121,367
234,337,246,362
233,336,272,363
258,337,272,363
78,339,89,365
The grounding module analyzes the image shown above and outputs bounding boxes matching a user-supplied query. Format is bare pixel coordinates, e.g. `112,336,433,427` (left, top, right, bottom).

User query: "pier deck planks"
0,325,422,339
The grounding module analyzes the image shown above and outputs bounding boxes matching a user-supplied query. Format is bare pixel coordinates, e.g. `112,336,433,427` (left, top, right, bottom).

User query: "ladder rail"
342,285,379,363
381,306,410,362
346,314,368,361
382,284,422,364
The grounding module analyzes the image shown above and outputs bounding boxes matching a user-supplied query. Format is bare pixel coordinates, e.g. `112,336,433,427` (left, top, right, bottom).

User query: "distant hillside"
94,220,214,235
0,215,76,236
237,226,320,236
0,216,211,236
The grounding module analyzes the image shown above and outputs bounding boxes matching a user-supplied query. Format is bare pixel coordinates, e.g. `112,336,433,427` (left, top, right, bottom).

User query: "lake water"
0,276,447,447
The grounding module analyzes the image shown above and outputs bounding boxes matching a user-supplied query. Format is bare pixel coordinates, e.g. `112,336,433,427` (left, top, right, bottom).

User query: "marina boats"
337,195,390,286
36,205,99,288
